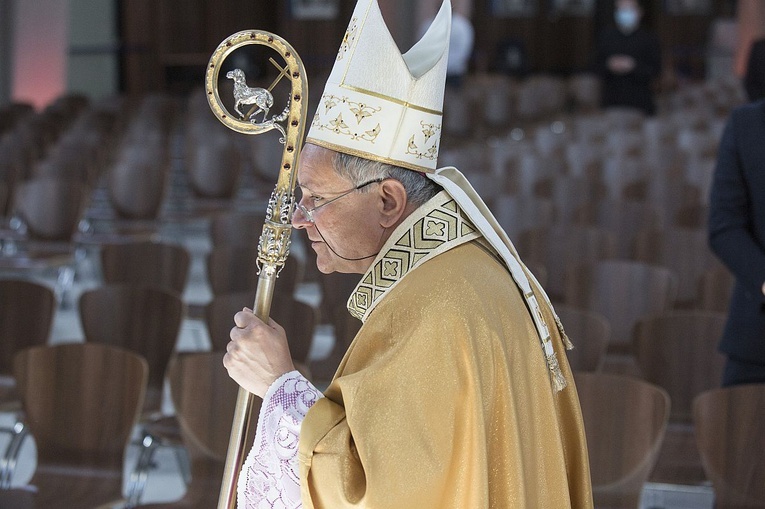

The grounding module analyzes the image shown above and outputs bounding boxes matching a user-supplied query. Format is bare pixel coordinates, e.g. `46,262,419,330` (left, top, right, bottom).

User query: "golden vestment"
298,192,593,508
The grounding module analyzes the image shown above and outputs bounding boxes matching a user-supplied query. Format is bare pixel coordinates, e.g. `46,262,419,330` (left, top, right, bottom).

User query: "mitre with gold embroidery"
306,0,451,173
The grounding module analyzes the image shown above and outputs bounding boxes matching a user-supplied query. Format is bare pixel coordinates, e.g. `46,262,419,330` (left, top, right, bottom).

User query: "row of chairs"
517,223,729,310
576,373,765,509
0,343,248,509
2,346,761,509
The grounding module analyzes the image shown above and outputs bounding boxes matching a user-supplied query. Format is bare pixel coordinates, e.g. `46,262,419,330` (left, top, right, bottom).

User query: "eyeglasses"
295,178,385,223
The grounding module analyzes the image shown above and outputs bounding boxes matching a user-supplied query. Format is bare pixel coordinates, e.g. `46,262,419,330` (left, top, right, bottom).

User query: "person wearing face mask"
593,0,661,115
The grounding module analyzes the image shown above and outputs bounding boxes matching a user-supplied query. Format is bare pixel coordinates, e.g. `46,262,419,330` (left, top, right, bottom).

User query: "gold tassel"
547,351,567,392
555,314,574,351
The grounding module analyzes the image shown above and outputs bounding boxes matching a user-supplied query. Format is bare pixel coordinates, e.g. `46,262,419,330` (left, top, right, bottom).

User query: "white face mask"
615,7,640,33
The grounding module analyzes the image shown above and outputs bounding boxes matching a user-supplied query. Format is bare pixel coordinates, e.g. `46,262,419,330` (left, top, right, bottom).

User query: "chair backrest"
634,311,726,423
518,224,617,301
0,279,56,374
633,228,722,305
13,342,147,470
697,266,734,313
492,194,555,241
206,245,301,297
205,291,316,363
12,177,88,241
565,260,678,351
575,372,670,509
317,271,361,324
187,139,242,199
209,211,265,246
555,305,610,372
167,351,260,504
79,284,183,414
107,157,167,220
100,241,190,295
693,384,765,508
574,200,663,258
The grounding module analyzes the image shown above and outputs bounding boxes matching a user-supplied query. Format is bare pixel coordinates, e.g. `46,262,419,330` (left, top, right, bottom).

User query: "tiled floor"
0,187,714,508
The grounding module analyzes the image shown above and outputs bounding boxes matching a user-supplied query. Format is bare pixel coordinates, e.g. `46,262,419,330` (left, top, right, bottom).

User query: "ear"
377,179,409,228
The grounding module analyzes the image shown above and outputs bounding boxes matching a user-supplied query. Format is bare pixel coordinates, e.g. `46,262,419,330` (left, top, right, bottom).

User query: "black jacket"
709,100,765,363
594,26,661,115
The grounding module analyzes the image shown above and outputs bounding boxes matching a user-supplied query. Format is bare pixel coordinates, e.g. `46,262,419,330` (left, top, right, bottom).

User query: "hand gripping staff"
205,30,308,509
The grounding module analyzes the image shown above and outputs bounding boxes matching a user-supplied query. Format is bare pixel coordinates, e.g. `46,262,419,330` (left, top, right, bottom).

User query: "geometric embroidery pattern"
347,195,479,321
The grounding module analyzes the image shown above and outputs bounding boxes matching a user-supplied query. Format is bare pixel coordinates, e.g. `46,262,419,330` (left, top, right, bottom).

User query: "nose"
292,203,311,229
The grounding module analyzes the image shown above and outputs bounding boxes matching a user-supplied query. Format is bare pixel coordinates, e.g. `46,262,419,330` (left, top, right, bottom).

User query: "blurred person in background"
593,0,661,115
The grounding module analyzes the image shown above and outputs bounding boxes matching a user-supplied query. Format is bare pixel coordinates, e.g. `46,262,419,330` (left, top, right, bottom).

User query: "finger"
234,309,257,328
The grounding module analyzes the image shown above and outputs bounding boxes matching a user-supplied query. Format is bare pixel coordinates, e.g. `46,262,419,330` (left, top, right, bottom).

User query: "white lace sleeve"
237,370,323,509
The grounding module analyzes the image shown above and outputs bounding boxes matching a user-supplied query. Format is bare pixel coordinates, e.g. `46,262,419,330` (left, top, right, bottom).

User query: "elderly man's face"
292,144,386,274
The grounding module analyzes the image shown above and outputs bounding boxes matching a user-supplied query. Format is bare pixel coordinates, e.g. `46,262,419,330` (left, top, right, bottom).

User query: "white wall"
11,0,70,109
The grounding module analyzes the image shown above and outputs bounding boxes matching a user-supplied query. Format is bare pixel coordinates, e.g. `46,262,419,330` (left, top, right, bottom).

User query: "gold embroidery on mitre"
405,121,441,161
337,17,358,61
348,193,479,321
314,94,383,143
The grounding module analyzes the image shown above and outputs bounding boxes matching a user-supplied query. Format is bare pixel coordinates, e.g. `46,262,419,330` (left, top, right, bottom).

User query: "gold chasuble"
298,192,593,508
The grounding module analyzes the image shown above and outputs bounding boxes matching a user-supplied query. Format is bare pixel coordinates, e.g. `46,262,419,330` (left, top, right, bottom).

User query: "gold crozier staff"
205,30,309,509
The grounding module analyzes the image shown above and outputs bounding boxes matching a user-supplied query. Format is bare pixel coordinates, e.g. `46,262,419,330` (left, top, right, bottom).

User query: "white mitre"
306,0,451,173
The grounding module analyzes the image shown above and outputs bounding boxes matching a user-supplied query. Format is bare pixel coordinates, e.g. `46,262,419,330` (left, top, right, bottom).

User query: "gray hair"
332,152,441,206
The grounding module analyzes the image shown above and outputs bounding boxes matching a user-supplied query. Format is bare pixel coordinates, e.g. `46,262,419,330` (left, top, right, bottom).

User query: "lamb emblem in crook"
226,68,274,121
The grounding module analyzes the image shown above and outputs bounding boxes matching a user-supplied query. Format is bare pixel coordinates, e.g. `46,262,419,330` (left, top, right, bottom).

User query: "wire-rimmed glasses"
295,178,385,223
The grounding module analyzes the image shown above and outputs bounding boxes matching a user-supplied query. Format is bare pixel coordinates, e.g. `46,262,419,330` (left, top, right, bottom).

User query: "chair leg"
173,445,191,485
125,433,160,508
0,420,28,489
55,264,76,308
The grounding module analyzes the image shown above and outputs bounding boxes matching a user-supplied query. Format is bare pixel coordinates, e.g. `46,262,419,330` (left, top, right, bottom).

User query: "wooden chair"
697,266,735,313
491,194,555,241
555,305,610,372
633,228,722,307
633,311,726,485
205,290,316,365
79,283,186,504
133,351,260,508
675,203,709,229
209,211,265,247
634,311,726,423
565,260,678,354
186,138,242,199
206,245,302,297
316,271,361,324
573,200,663,258
11,177,88,243
518,224,617,301
0,279,56,486
79,284,184,415
575,372,670,509
310,305,364,382
0,343,148,509
100,241,190,296
694,384,765,508
0,178,87,301
107,155,167,220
